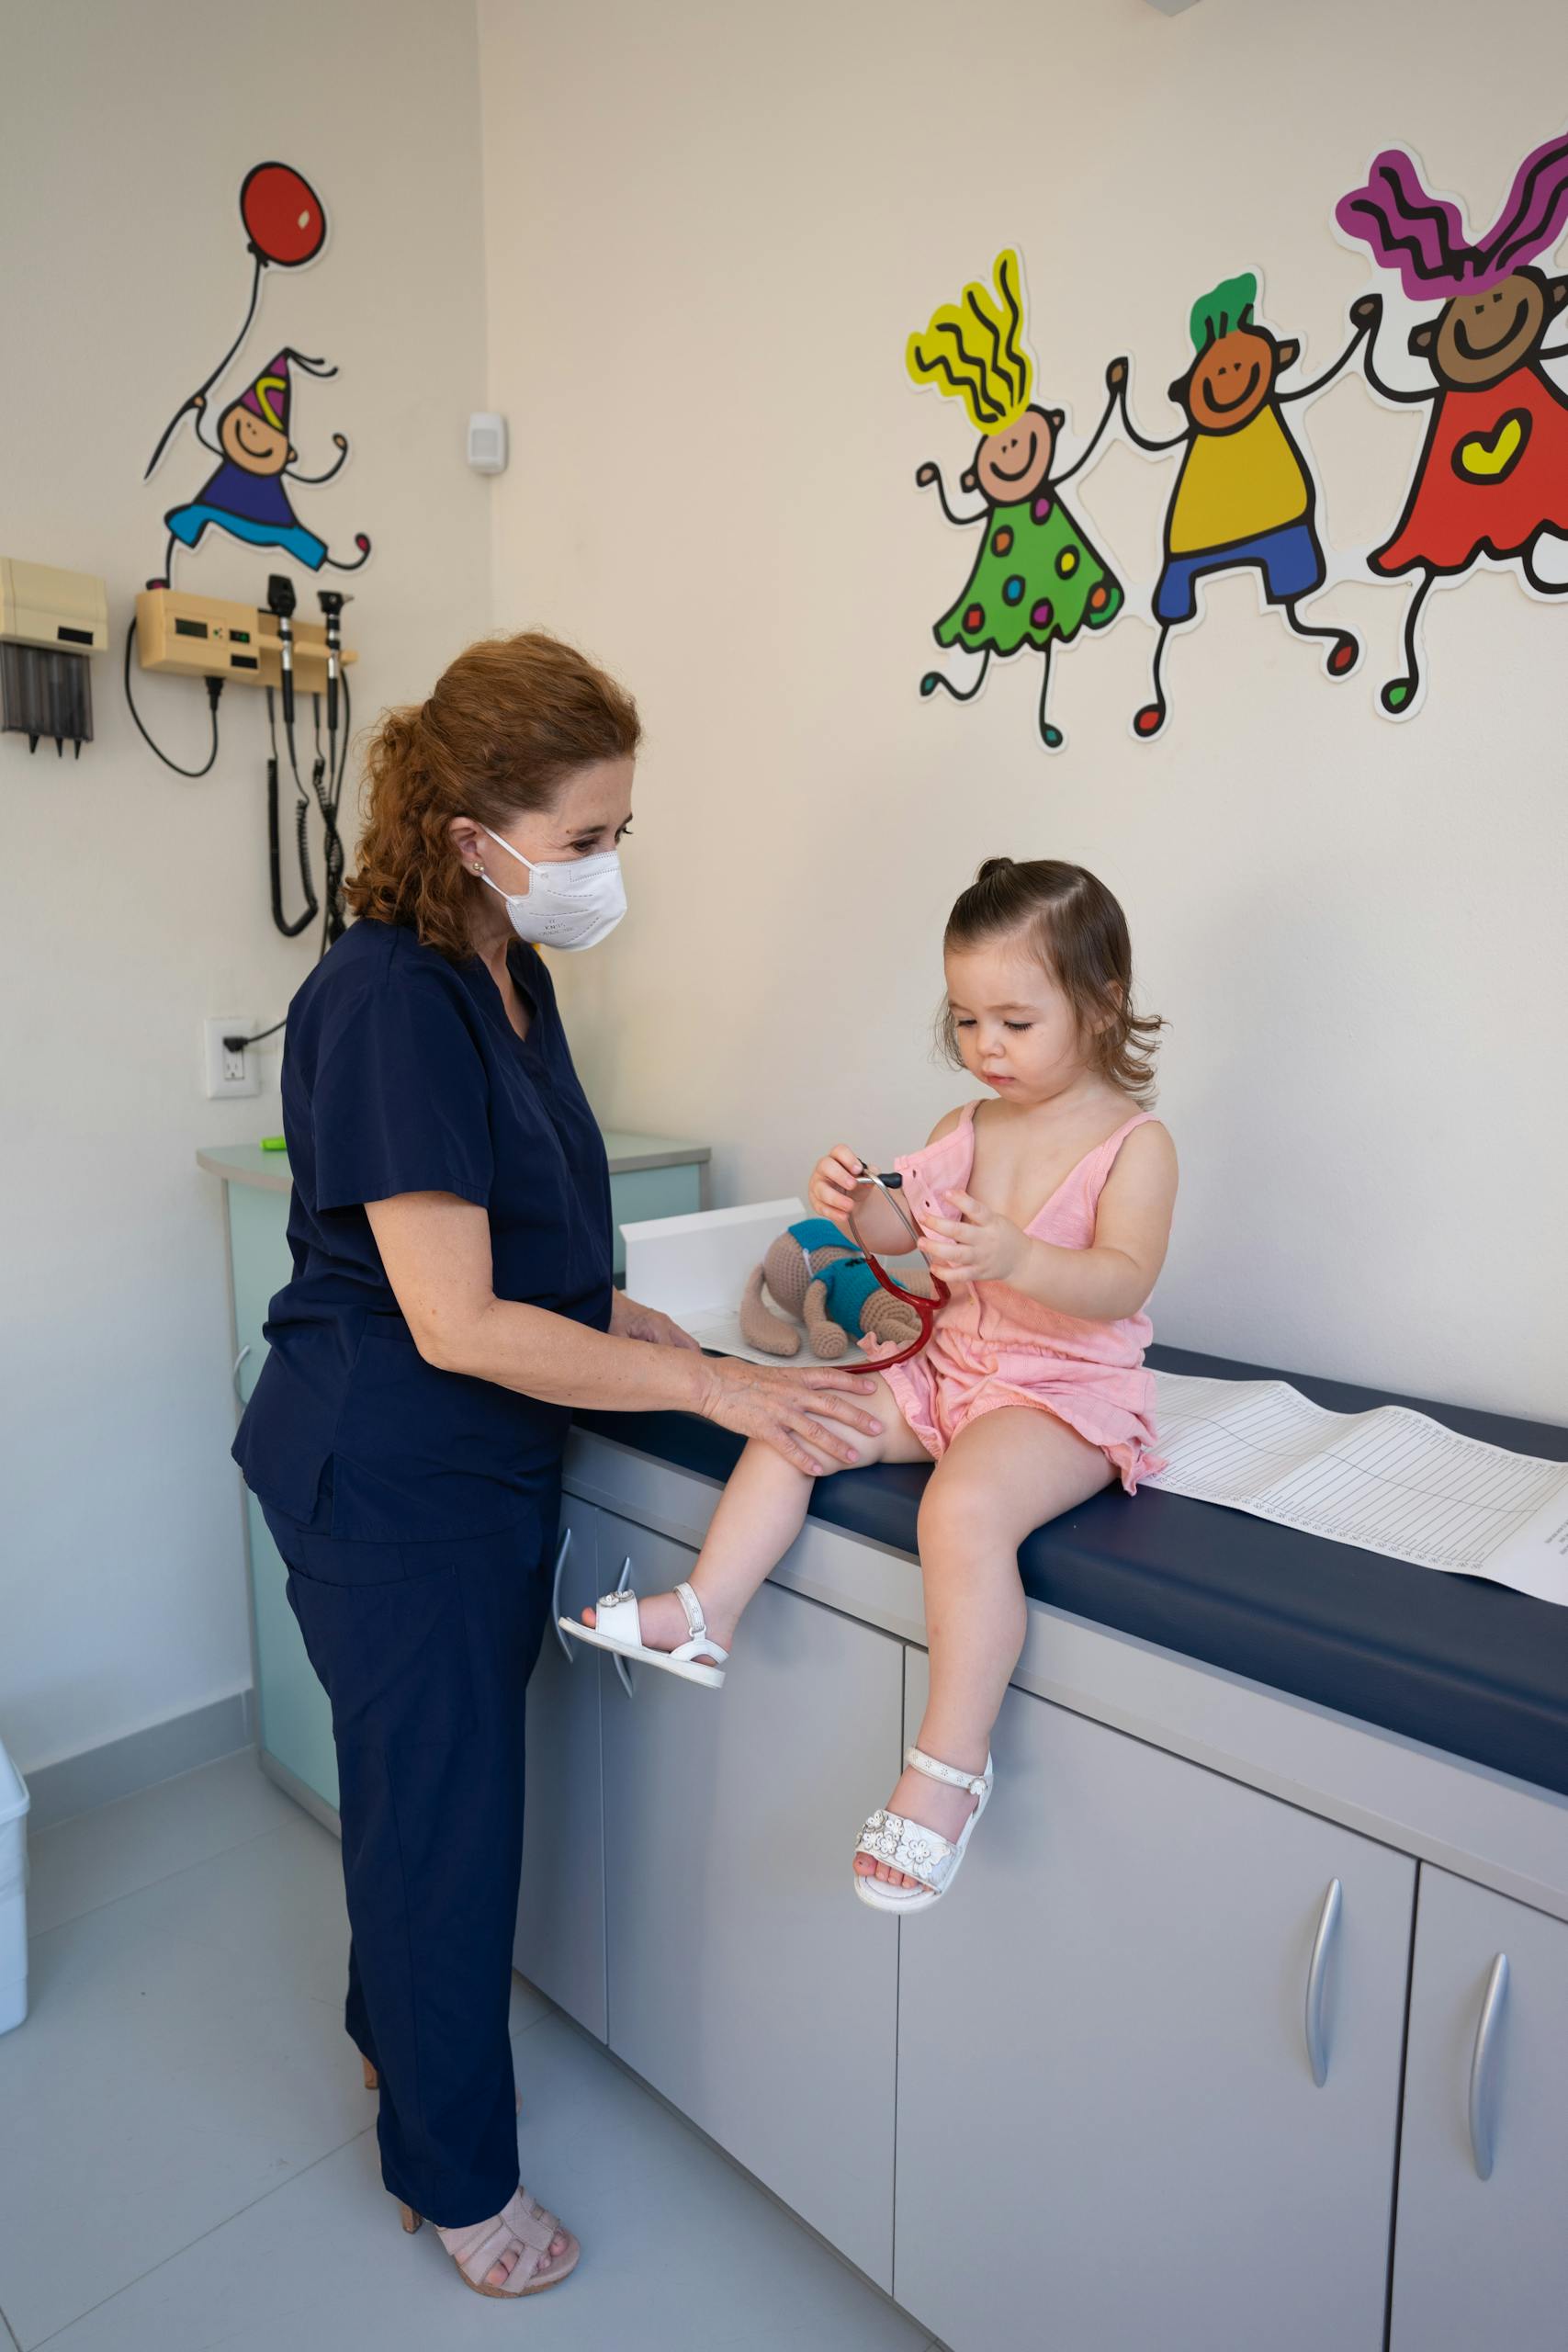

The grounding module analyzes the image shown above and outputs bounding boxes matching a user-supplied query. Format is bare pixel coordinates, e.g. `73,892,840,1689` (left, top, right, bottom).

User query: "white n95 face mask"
477,824,626,952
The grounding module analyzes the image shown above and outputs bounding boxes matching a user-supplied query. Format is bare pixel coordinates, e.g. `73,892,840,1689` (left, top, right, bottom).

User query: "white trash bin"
0,1736,29,2034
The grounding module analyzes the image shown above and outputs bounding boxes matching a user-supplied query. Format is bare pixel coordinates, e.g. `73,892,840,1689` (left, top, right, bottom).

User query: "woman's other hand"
611,1291,702,1350
699,1355,883,1477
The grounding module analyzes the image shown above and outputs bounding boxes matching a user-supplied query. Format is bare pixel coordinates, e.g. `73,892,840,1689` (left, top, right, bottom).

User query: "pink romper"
859,1102,1166,1493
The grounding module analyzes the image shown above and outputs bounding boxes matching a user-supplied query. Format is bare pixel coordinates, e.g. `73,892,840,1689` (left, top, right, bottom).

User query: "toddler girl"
566,858,1177,1911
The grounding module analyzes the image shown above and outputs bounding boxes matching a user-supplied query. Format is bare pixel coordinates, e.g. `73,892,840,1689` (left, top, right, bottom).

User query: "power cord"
267,685,319,938
223,1015,287,1051
123,615,224,776
318,663,351,955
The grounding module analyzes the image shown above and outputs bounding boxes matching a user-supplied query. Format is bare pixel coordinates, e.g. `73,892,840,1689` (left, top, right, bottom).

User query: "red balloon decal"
240,163,327,269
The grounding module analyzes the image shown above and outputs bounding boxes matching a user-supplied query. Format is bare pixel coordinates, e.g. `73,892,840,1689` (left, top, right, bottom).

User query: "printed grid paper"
1146,1374,1568,1606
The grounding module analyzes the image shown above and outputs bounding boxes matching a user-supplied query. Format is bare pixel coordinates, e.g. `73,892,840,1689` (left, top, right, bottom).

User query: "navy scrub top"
233,917,614,1543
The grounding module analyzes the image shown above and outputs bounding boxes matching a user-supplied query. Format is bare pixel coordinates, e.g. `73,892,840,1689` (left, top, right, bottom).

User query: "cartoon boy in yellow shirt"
1112,273,1371,739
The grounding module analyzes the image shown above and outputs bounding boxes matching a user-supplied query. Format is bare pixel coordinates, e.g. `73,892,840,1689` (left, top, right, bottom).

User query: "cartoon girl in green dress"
908,251,1122,751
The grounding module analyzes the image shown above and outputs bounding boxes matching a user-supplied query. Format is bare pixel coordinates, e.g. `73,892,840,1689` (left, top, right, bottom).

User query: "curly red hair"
344,631,641,959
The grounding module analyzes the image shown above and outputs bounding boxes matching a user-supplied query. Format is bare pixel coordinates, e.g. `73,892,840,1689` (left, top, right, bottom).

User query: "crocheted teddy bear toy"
738,1217,931,1361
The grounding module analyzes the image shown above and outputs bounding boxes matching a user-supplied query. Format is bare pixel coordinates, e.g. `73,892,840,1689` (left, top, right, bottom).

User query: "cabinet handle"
1303,1877,1342,2087
550,1525,574,1663
612,1555,635,1697
232,1345,253,1403
1467,1952,1509,2181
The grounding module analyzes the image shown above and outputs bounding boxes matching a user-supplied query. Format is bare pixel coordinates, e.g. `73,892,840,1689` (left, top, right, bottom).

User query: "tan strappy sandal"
396,2186,581,2298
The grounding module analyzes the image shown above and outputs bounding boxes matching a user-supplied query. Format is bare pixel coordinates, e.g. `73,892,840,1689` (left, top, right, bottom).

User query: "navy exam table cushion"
576,1342,1568,1800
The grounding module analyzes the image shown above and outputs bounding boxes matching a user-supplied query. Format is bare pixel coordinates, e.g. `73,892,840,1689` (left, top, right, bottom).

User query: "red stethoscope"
840,1164,952,1373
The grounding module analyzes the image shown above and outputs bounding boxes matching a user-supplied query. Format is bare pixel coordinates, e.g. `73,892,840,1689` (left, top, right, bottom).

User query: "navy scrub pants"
262,1483,558,2227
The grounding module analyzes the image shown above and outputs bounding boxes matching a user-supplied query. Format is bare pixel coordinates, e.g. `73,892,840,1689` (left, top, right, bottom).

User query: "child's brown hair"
940,858,1166,1103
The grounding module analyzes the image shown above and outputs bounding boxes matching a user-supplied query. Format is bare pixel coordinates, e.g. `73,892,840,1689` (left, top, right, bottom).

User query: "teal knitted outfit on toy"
787,1218,879,1335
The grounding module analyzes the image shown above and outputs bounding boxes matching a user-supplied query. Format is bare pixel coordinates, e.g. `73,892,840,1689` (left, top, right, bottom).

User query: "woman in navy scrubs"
233,632,881,2301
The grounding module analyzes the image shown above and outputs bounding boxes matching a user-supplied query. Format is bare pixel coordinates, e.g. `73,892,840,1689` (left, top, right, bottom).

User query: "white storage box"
0,1735,29,2034
620,1196,932,1365
621,1196,806,1363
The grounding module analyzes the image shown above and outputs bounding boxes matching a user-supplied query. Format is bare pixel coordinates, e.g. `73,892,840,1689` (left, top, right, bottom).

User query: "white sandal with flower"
559,1579,728,1689
852,1745,994,1913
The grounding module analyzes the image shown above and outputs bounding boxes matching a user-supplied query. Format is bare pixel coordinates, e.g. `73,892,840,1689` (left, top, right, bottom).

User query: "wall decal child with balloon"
145,162,371,585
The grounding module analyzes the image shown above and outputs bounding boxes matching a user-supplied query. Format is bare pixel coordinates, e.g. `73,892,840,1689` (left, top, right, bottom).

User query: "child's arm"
1107,358,1187,455
922,1121,1178,1320
914,459,988,527
808,1109,969,1257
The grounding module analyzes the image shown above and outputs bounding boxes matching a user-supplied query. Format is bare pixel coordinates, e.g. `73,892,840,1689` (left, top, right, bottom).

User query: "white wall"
6,0,1563,1781
479,0,1566,1424
0,0,491,1774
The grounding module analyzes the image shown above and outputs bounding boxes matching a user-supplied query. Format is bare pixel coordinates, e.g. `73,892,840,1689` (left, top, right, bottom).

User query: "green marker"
261,1136,288,1153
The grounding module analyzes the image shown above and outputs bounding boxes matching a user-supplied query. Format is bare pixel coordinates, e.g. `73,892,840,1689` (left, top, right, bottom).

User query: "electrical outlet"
203,1016,262,1099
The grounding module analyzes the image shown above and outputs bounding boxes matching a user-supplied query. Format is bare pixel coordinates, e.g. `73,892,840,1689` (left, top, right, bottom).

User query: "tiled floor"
1,1752,937,2352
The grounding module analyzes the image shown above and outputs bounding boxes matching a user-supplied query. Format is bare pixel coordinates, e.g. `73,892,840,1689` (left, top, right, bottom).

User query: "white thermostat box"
467,413,509,475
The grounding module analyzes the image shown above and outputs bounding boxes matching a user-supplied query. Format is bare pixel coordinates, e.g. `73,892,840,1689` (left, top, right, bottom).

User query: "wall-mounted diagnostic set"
133,584,356,693
127,575,359,952
0,558,108,755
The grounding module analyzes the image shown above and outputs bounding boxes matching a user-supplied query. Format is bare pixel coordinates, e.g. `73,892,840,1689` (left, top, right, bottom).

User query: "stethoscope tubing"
841,1167,950,1374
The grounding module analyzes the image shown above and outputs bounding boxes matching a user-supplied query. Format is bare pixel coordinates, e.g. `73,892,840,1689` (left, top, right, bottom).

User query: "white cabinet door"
597,1510,904,2291
513,1495,607,2041
1391,1867,1568,2352
895,1653,1414,2352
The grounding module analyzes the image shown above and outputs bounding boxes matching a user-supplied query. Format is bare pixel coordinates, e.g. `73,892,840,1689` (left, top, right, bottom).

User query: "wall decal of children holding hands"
909,135,1568,748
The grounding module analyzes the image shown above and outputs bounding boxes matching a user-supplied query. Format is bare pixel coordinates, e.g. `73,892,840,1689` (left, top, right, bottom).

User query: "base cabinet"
1390,1868,1568,2352
227,1179,341,1815
597,1508,906,2292
894,1651,1414,2352
244,1489,340,1814
513,1496,608,2040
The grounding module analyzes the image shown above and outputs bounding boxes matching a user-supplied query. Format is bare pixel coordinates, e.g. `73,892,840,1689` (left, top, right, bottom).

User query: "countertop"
199,1129,712,1196
577,1341,1568,1800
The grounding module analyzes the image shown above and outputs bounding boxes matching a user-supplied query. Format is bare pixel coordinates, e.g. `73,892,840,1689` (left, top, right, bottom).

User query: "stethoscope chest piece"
844,1165,949,1373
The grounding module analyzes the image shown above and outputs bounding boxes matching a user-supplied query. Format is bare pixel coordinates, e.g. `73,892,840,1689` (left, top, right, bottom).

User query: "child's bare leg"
857,1408,1113,1891
581,1372,930,1662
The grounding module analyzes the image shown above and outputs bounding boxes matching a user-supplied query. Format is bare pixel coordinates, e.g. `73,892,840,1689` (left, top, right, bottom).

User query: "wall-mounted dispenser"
0,558,108,755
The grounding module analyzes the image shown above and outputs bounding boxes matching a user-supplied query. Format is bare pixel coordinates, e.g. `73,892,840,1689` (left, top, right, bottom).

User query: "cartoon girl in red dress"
1336,134,1568,715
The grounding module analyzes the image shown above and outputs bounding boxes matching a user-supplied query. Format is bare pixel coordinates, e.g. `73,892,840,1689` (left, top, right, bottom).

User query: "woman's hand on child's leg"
856,1406,1112,1893
699,1356,886,1477
585,1375,930,1661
